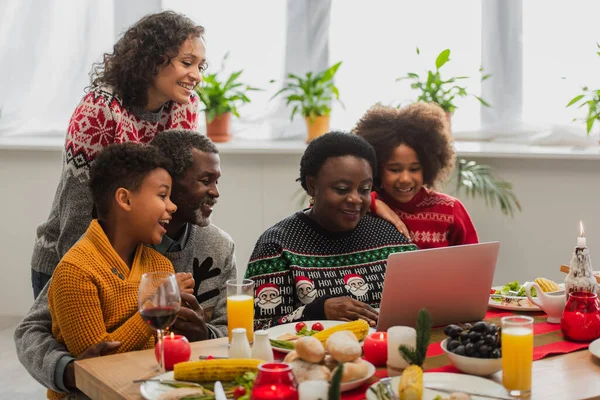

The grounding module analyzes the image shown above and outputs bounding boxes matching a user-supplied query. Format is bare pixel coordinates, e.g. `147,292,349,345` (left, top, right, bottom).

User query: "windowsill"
1,135,599,160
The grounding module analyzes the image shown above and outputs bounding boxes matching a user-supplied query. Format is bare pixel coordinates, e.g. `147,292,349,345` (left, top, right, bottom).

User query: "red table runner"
341,308,592,400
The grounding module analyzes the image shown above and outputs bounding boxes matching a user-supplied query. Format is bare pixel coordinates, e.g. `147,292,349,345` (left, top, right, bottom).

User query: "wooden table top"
75,336,600,400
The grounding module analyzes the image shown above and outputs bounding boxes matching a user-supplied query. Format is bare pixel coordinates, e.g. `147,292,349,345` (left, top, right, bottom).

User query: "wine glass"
138,272,181,373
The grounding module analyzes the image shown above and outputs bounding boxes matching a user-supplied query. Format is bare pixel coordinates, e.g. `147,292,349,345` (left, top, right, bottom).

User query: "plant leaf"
566,94,585,107
435,49,451,70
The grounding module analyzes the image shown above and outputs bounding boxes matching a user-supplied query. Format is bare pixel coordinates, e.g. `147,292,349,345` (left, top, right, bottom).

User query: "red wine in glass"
138,272,181,373
140,306,178,330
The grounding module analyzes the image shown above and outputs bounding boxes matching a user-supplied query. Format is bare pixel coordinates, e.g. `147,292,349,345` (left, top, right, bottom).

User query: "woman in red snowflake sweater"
31,11,206,297
354,102,479,249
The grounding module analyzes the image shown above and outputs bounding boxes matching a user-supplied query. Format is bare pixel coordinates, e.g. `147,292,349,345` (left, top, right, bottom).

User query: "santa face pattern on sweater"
246,211,418,329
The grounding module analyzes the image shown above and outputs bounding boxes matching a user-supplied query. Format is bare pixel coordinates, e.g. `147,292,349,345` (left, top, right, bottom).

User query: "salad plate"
488,281,564,312
267,320,375,353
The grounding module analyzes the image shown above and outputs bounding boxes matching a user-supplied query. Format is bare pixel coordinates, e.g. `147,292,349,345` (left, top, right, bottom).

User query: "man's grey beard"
193,209,211,227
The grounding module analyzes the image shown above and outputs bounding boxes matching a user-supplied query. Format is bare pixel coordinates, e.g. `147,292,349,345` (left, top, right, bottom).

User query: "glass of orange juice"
501,315,534,398
226,279,254,343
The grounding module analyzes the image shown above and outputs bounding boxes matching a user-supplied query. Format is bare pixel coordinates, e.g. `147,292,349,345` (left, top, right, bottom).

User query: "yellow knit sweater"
47,219,175,399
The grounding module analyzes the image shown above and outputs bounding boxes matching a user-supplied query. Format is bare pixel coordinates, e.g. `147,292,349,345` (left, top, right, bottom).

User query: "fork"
378,377,399,400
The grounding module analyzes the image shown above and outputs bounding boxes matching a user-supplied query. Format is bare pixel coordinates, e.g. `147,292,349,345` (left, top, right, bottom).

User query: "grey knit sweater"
14,223,236,392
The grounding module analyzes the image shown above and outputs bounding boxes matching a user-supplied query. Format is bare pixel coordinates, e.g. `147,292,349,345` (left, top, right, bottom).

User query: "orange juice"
227,294,254,342
502,326,533,393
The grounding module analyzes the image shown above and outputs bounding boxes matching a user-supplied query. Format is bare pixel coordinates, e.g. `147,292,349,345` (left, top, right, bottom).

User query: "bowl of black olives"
441,321,502,376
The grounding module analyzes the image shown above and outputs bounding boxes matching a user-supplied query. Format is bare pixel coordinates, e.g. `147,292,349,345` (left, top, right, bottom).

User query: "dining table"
75,311,600,400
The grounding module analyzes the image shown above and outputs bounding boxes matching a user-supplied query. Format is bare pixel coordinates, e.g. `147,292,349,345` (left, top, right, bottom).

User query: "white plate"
366,372,510,400
141,362,376,398
488,283,566,312
341,360,376,392
267,320,375,353
140,371,177,400
589,337,600,359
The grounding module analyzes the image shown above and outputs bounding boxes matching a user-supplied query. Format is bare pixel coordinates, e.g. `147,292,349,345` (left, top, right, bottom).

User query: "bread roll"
295,336,325,363
290,359,331,383
333,358,370,382
323,354,339,371
326,331,361,363
283,350,299,363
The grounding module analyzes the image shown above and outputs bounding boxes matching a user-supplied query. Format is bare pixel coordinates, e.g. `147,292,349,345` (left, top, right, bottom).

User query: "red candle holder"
250,362,299,400
363,332,388,366
561,291,600,342
154,333,191,370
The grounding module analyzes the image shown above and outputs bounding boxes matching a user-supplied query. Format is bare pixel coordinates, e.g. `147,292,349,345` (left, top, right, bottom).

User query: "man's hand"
63,341,121,392
171,292,209,342
323,297,379,327
176,272,195,294
374,199,411,239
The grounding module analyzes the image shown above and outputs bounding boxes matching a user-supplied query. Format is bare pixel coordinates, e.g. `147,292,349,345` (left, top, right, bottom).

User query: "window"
522,0,600,126
164,0,287,137
329,0,482,132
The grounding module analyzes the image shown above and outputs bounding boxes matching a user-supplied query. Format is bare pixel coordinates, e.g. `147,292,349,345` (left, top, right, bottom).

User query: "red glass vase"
250,363,299,400
560,291,600,342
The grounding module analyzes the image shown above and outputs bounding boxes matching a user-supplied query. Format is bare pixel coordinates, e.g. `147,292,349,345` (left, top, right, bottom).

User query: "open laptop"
376,242,500,331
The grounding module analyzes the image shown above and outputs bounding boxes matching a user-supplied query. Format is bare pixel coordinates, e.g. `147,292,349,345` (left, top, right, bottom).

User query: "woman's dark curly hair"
89,143,172,218
298,131,377,192
150,129,218,180
90,11,205,109
353,102,455,189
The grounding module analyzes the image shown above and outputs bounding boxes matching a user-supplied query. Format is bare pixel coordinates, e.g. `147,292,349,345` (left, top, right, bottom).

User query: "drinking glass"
226,279,254,343
139,272,181,373
250,362,299,400
501,315,533,398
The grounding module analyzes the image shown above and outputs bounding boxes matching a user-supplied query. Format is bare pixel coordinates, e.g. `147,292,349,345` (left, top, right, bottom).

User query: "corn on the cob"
398,365,423,400
173,359,261,382
535,277,561,293
312,319,370,344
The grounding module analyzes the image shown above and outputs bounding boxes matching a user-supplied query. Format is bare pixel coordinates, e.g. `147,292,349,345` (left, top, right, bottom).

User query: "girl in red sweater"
354,102,478,249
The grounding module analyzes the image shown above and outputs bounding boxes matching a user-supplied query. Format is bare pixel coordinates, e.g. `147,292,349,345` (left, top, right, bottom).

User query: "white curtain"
0,0,114,137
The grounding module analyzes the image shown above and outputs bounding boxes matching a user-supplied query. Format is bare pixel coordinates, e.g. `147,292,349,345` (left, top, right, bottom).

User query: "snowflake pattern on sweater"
245,211,418,329
31,86,199,277
380,187,478,250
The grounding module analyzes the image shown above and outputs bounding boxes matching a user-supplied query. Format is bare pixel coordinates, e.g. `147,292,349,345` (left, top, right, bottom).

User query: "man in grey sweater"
14,130,237,394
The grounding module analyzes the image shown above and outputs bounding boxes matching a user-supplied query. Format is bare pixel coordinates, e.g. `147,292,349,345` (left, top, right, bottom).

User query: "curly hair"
353,102,455,188
90,11,205,109
89,143,172,218
150,129,218,180
299,131,377,191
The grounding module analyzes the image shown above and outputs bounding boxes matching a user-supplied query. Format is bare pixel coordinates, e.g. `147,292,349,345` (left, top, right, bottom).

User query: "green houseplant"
566,44,600,136
396,48,520,217
195,57,260,143
272,61,343,142
396,48,491,121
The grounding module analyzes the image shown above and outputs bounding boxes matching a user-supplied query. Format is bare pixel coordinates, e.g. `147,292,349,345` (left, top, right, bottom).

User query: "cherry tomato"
490,289,496,295
295,322,306,333
233,386,247,399
311,322,324,331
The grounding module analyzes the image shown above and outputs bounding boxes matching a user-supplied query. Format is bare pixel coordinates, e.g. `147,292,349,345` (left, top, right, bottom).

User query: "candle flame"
580,220,585,237
170,331,174,340
379,333,385,340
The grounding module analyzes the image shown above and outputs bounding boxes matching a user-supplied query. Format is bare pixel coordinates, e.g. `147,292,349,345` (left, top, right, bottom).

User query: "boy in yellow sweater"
47,143,180,399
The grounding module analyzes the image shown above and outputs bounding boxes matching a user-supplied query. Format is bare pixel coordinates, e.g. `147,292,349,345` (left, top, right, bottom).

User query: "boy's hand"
64,341,121,391
176,272,195,294
171,292,209,341
324,297,379,327
374,199,411,239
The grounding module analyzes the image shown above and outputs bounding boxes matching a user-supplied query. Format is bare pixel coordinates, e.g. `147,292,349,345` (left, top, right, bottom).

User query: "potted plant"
272,61,343,143
396,48,491,125
566,44,600,141
195,59,260,143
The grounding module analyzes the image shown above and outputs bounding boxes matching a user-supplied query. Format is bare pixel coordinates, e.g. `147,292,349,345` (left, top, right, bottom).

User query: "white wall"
1,146,599,316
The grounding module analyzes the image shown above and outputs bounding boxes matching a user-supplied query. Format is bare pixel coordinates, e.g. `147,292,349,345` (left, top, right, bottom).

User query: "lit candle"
386,326,416,377
363,332,388,366
155,332,192,370
577,221,587,248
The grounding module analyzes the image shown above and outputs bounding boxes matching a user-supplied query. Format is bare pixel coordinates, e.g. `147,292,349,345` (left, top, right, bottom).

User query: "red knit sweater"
379,188,478,249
